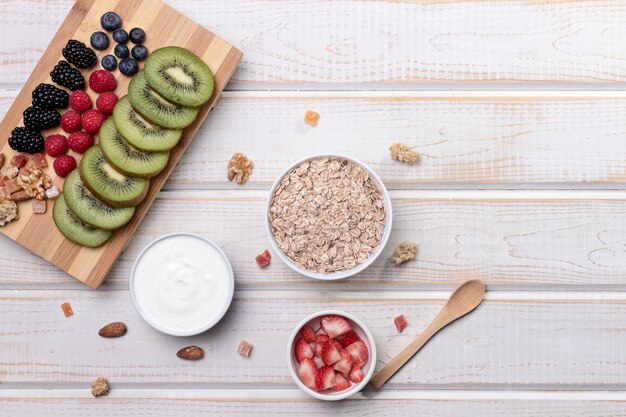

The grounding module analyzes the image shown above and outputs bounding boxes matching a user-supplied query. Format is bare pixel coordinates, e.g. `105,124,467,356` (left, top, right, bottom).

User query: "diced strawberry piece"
313,341,324,357
300,325,317,343
315,327,328,338
314,366,336,391
394,314,407,333
260,249,271,261
331,339,343,352
298,357,317,390
255,254,270,268
320,340,342,365
332,371,351,391
345,340,369,367
312,356,325,369
295,338,313,363
348,365,364,383
320,315,352,339
333,349,354,374
338,330,361,348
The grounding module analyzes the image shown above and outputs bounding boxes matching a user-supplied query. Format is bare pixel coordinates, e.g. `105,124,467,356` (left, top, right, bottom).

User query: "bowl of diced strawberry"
287,310,376,401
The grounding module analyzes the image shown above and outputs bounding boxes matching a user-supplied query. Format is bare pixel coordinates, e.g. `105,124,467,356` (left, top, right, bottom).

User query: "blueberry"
119,58,138,76
90,31,110,50
131,45,148,61
101,55,117,71
101,12,122,31
129,27,145,44
114,43,129,58
112,28,128,44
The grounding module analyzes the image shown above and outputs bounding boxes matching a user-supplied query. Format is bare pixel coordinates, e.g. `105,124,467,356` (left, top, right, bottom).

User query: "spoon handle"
369,322,440,389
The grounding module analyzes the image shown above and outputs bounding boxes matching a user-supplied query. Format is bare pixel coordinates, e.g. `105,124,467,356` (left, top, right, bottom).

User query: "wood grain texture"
5,92,626,188
1,290,625,387
2,390,626,416
3,0,626,86
0,0,242,288
4,190,626,289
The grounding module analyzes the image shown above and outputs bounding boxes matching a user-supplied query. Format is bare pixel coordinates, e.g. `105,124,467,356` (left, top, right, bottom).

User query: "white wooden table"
2,1,626,415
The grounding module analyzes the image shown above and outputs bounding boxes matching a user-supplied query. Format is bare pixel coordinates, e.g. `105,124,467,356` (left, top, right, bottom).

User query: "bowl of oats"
266,155,392,280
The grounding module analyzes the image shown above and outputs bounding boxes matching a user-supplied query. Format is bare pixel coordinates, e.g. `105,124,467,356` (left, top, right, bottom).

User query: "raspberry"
60,110,82,133
53,155,77,177
81,109,105,134
96,92,118,116
44,134,69,157
68,131,94,154
69,90,93,113
89,70,117,93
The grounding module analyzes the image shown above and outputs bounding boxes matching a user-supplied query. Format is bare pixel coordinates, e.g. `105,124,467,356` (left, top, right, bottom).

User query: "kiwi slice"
80,145,149,208
99,118,169,178
113,96,182,152
128,71,198,129
63,170,135,230
144,46,214,107
53,193,113,248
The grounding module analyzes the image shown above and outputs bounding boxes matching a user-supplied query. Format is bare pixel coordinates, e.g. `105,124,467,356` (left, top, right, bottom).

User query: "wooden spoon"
369,279,485,389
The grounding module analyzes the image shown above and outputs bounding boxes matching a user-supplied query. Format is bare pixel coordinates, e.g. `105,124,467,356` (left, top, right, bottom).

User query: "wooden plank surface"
3,1,626,86
4,190,626,289
4,91,626,188
0,290,625,387
0,0,242,288
2,390,626,416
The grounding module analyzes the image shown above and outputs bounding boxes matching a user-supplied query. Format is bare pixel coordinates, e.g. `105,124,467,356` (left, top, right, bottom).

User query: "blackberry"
23,105,61,130
32,83,69,109
50,61,85,91
8,127,44,154
62,39,97,69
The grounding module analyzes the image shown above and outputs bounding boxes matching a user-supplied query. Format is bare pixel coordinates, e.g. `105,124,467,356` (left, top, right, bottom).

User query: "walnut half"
227,153,253,185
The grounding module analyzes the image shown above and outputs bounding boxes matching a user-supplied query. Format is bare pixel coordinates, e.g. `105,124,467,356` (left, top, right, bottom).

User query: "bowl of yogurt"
130,233,235,337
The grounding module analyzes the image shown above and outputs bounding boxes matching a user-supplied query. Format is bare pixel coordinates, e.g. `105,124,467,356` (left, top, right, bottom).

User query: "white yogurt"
131,234,234,336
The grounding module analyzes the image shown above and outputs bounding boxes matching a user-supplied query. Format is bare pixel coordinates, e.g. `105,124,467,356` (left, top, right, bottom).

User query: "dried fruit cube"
255,249,271,268
9,190,30,202
0,153,4,168
237,340,253,357
10,154,29,168
61,301,73,317
32,199,46,214
304,110,320,126
5,178,22,194
31,152,48,168
45,185,60,199
394,314,407,333
0,187,8,203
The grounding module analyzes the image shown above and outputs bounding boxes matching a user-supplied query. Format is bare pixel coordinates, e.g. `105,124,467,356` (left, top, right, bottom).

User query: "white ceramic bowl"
287,310,377,401
265,154,393,280
129,232,235,337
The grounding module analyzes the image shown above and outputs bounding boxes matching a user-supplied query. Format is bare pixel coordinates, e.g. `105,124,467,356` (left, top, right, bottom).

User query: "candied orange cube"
304,110,320,126
61,302,74,317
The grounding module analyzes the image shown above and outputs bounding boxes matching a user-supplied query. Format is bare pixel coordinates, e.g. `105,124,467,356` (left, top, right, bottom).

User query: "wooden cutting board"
0,0,242,288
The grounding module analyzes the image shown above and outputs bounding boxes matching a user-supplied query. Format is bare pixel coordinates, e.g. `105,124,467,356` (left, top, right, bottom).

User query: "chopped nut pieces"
17,165,52,200
91,376,110,398
392,241,417,264
394,314,407,333
304,110,320,126
0,201,18,226
177,345,204,360
98,321,127,338
390,143,419,164
32,199,46,214
61,301,74,317
269,158,386,273
237,340,253,357
9,190,30,202
1,166,18,181
227,153,253,185
45,185,60,200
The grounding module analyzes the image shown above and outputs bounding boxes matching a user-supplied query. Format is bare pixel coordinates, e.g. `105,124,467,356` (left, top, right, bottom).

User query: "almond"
98,321,127,338
176,345,204,360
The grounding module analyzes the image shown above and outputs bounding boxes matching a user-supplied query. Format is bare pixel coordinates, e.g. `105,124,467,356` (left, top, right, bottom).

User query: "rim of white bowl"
265,154,393,280
129,232,235,337
286,310,377,401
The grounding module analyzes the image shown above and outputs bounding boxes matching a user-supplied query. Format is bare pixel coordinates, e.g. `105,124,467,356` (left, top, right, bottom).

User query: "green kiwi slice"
53,192,113,247
99,118,169,178
80,145,149,208
144,46,214,108
128,71,198,129
113,96,182,152
63,170,135,230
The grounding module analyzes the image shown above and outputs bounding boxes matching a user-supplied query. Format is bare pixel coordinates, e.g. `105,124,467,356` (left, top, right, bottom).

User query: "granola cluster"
389,143,419,164
391,241,417,264
227,153,253,185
